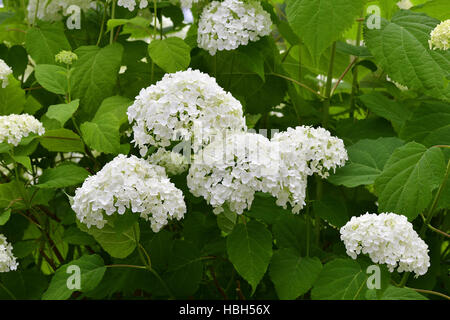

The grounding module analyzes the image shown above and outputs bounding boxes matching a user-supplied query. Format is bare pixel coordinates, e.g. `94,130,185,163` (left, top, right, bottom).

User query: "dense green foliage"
0,0,448,300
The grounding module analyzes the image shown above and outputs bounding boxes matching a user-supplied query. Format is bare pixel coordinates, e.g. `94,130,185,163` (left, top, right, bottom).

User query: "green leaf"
0,77,26,115
336,41,372,58
364,11,450,101
80,113,121,154
226,220,273,293
269,249,322,299
44,100,80,127
34,64,68,95
374,142,446,220
400,100,450,148
63,226,96,246
39,128,85,153
106,17,151,33
37,164,89,189
411,0,450,21
71,44,123,117
166,240,203,298
313,193,350,228
0,181,24,210
0,209,11,225
93,96,132,125
25,22,71,65
359,92,411,131
328,137,405,188
311,258,368,300
77,220,138,259
216,207,237,234
273,215,306,255
148,37,191,73
42,254,106,300
286,0,366,60
366,285,428,300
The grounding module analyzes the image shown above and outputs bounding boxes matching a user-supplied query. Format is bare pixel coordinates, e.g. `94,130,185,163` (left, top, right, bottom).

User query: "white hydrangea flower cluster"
0,234,18,273
148,148,189,176
71,154,186,233
0,59,12,89
187,132,281,214
0,114,45,146
179,0,199,8
340,212,430,277
117,0,148,11
429,19,450,51
272,126,348,179
197,0,272,55
127,69,246,156
27,0,94,23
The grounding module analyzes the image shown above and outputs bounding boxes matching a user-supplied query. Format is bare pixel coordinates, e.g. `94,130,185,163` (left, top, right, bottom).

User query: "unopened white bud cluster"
148,148,189,176
429,19,449,51
0,234,18,273
71,154,186,233
197,0,272,55
0,114,45,146
127,69,246,156
187,132,281,214
340,212,430,277
0,59,12,88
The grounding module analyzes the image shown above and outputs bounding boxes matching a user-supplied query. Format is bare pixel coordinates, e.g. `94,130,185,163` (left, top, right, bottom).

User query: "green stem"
109,0,116,44
350,14,363,118
34,0,40,26
96,1,107,46
405,287,450,300
322,41,337,129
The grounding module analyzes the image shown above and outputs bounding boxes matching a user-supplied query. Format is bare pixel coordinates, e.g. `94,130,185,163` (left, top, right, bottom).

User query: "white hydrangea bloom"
429,19,450,51
27,0,94,23
71,154,186,233
180,0,199,9
148,148,189,176
0,234,18,273
198,0,272,55
187,132,281,215
127,69,246,156
0,114,45,146
272,126,348,179
340,213,430,277
0,59,12,88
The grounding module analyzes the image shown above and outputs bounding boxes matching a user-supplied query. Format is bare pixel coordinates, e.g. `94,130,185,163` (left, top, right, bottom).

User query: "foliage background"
0,0,448,300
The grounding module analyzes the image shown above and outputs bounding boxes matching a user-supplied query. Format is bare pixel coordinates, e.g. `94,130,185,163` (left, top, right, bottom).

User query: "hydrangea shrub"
0,0,448,301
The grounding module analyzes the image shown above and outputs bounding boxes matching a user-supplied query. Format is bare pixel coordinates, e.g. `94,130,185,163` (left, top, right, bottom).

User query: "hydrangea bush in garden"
0,0,448,301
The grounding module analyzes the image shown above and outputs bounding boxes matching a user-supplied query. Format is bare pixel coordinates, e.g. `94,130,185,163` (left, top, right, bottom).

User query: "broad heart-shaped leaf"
71,43,123,117
77,219,139,259
166,240,203,298
269,249,322,300
80,113,121,154
25,21,71,65
328,137,405,188
359,92,411,132
374,142,446,220
400,100,450,148
311,258,368,300
0,76,26,115
148,37,191,73
286,0,366,60
411,0,450,21
44,100,80,127
93,96,132,125
364,11,450,101
39,128,85,153
273,214,307,255
226,220,273,293
365,285,427,300
42,254,106,300
36,164,89,189
34,64,68,95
